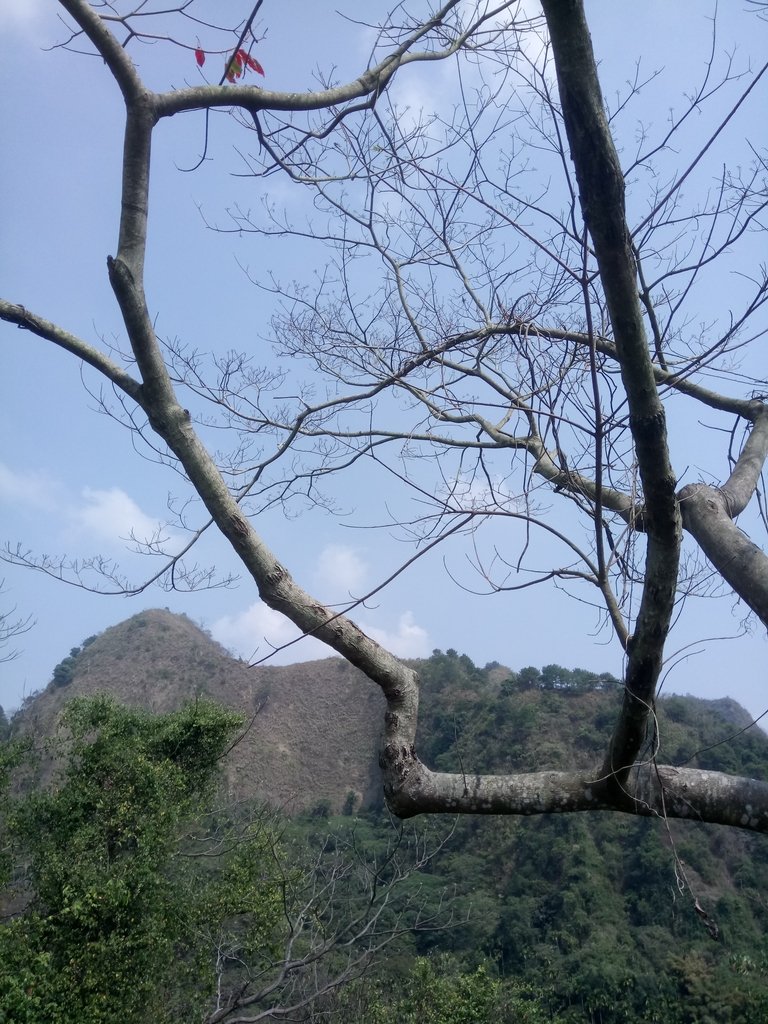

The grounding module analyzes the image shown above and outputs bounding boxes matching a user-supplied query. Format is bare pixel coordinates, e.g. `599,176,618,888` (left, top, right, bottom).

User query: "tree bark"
540,0,682,788
387,756,768,832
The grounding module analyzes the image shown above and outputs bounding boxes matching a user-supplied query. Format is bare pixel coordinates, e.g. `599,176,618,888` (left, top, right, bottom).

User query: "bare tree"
0,585,33,665
2,0,768,829
199,819,448,1024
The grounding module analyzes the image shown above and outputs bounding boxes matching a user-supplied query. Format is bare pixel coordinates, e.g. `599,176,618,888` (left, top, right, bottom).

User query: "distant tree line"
51,635,98,688
500,664,621,694
426,650,620,695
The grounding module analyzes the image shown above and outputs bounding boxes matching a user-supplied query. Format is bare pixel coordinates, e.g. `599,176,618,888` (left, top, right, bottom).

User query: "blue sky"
1,1,767,724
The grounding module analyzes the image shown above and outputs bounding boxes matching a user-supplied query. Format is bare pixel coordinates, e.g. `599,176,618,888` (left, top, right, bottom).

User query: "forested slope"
339,651,768,1022
3,622,768,1021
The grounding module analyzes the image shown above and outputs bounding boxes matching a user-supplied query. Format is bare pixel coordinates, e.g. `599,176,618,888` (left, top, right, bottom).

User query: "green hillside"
2,618,768,1021
347,651,768,1022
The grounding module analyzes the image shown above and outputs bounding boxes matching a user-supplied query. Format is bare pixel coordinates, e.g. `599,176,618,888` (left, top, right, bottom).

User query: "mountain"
12,610,767,816
9,612,768,1022
14,608,385,814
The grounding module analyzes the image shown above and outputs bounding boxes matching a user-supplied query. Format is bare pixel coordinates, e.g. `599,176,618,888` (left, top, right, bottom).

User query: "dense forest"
2,648,768,1022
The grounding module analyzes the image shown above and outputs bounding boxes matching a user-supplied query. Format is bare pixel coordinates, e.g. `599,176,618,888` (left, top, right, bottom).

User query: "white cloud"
213,542,429,665
313,543,369,599
73,487,171,549
213,601,430,665
0,0,56,38
0,464,176,553
0,463,59,509
440,470,521,512
212,602,332,664
360,611,430,659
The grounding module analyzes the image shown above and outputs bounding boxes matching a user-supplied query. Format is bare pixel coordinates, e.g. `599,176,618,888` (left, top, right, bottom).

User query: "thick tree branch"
681,490,768,626
679,408,768,626
386,755,768,832
541,0,682,785
57,0,145,102
721,407,768,516
114,104,157,282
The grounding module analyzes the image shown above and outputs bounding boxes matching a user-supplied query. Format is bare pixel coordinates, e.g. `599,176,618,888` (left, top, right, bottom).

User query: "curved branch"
154,0,491,119
496,323,761,419
679,408,768,626
58,0,146,102
680,491,768,627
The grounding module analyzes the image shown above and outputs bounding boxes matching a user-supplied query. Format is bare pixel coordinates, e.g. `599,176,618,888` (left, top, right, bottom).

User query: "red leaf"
194,47,205,68
242,52,265,76
224,48,264,83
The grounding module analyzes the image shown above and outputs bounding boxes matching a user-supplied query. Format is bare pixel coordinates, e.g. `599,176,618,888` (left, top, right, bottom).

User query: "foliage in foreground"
0,696,282,1023
336,955,559,1024
0,692,456,1024
4,652,768,1022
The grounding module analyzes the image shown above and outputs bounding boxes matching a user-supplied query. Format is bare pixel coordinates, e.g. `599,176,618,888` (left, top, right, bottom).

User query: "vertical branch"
580,234,606,583
540,0,682,791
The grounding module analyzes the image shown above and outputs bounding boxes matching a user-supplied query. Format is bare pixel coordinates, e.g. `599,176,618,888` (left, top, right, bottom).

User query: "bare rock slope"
21,609,385,814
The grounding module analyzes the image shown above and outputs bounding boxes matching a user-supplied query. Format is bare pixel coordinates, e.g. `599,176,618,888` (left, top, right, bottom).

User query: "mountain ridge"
14,608,385,813
9,608,765,813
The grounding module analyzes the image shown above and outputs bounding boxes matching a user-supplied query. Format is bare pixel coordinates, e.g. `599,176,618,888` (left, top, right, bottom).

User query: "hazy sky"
1,1,767,723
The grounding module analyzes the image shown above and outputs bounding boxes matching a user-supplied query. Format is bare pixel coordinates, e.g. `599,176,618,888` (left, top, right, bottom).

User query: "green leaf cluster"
376,955,558,1024
0,695,283,1024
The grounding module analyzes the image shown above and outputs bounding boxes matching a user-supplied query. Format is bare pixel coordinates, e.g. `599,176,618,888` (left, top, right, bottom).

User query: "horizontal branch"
383,752,768,832
154,0,479,119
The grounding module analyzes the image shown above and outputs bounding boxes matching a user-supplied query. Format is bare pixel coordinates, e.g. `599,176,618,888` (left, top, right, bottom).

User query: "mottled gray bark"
386,755,768,833
680,408,768,626
540,0,681,788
